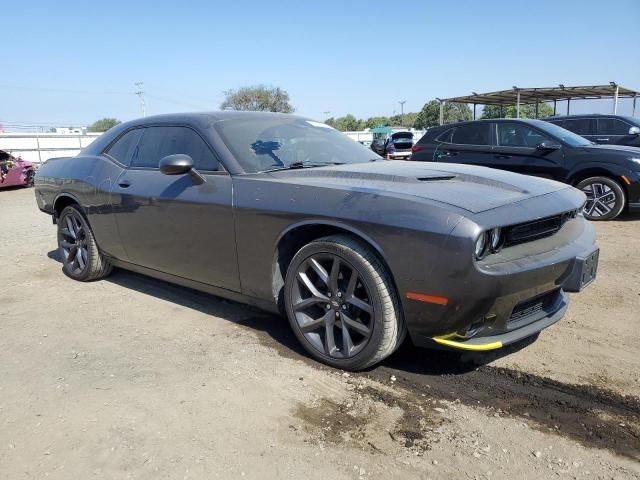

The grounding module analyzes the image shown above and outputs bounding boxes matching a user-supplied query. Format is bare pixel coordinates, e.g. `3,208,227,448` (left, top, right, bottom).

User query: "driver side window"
130,126,220,171
497,123,550,148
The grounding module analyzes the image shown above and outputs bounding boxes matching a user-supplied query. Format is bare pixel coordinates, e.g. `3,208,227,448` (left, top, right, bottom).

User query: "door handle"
494,154,512,159
437,151,457,158
118,179,131,188
596,138,609,142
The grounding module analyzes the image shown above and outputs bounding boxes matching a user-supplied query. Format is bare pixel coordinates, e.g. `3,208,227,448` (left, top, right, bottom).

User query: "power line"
0,84,131,95
134,82,146,117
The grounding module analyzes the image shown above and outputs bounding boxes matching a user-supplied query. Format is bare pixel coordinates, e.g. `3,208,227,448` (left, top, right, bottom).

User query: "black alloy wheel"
57,205,112,281
284,235,405,370
577,176,626,221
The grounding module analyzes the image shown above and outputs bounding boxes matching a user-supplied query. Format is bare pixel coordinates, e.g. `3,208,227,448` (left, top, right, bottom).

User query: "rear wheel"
284,234,405,370
576,176,625,221
57,205,112,281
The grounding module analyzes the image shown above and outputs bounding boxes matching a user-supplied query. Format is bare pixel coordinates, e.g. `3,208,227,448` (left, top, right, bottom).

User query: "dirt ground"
1,186,639,479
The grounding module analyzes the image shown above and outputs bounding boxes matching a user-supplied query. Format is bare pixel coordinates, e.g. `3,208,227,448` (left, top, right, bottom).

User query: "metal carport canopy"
436,84,640,123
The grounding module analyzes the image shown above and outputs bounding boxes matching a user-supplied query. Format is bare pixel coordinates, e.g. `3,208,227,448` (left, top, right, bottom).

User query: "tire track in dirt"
243,315,640,459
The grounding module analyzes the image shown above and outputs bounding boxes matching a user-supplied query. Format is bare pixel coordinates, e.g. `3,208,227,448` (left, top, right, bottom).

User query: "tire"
284,234,405,370
57,205,112,281
576,176,626,221
25,169,35,188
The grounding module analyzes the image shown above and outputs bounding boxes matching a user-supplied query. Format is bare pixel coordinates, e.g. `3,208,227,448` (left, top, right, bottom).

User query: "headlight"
489,227,503,252
474,232,489,260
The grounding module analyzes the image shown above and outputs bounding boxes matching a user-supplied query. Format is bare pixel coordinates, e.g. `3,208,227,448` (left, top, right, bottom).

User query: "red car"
0,150,36,189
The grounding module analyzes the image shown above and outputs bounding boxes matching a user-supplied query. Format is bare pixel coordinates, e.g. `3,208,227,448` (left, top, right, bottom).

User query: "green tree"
334,114,360,132
324,117,337,128
481,103,554,119
88,118,121,132
414,101,472,129
220,85,294,113
364,116,391,129
389,112,418,129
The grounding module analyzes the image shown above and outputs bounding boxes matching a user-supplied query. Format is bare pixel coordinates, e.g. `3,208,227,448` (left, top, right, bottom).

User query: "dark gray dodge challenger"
34,112,599,370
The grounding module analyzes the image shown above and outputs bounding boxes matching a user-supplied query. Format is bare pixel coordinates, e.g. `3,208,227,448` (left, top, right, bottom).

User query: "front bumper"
407,217,598,350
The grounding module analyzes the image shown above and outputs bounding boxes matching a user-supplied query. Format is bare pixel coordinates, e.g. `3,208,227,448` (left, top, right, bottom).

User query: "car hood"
581,144,640,155
267,161,570,214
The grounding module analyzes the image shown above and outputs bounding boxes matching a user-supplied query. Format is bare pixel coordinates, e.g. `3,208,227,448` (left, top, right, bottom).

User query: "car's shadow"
47,249,536,377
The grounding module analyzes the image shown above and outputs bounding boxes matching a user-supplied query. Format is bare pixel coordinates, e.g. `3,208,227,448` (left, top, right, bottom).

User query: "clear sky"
1,0,639,130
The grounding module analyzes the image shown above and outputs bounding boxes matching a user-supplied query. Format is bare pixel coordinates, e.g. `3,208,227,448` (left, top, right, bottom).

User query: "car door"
595,117,636,146
110,125,240,291
432,123,494,166
492,122,565,180
562,118,595,143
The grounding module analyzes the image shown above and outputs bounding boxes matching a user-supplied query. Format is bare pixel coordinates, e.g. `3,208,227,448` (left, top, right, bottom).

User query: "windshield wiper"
261,161,343,173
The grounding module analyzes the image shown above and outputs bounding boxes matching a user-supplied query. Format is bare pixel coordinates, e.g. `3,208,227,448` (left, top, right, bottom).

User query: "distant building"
51,127,87,134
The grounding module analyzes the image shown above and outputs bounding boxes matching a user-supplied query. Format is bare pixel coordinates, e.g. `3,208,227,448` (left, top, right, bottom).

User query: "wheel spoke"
592,184,601,197
342,313,371,337
308,258,329,286
65,217,76,239
345,269,358,298
293,296,326,311
299,312,328,333
297,272,328,301
329,258,340,292
341,319,354,355
599,192,616,204
324,312,337,355
60,239,74,249
347,295,373,314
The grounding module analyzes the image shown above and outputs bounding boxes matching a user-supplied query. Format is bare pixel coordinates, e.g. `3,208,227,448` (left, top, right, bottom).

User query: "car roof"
434,118,549,128
122,110,304,129
546,113,640,122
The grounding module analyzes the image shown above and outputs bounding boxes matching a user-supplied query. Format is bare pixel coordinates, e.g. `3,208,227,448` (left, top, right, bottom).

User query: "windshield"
214,116,381,173
534,120,593,147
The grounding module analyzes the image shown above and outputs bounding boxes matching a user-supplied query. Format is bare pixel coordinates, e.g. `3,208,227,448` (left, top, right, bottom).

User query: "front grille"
503,210,577,247
509,289,560,323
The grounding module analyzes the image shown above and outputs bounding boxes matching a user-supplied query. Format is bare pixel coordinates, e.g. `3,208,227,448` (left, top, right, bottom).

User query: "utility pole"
398,100,406,127
323,111,331,119
135,82,146,117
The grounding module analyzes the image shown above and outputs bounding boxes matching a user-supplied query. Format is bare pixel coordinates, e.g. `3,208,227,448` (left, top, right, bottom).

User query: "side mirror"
629,126,640,136
536,141,561,151
159,154,193,175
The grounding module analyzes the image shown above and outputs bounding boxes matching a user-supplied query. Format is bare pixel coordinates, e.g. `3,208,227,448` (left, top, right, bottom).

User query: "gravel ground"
1,187,639,479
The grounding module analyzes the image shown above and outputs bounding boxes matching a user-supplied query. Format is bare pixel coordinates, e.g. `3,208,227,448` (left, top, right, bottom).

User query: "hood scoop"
417,175,456,182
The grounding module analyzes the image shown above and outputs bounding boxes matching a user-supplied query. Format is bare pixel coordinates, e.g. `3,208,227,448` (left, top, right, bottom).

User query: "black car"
410,118,640,220
545,114,640,148
34,112,597,370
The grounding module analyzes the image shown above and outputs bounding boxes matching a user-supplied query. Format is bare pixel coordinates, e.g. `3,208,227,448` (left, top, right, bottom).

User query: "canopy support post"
473,103,476,120
613,85,619,114
553,100,557,115
439,100,444,125
515,89,521,118
633,95,637,116
567,99,571,115
535,101,539,119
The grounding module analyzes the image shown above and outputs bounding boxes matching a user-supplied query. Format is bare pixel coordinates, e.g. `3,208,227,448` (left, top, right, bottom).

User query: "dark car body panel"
546,114,640,147
412,118,640,211
35,112,598,350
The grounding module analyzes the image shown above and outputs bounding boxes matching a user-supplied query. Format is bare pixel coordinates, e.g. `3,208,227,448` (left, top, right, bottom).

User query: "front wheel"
57,205,112,281
576,176,626,221
284,234,405,370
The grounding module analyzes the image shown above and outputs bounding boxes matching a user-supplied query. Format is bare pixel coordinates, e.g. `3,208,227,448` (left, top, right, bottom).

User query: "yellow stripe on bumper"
432,336,503,351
